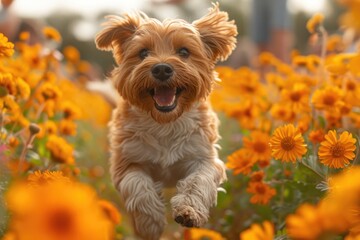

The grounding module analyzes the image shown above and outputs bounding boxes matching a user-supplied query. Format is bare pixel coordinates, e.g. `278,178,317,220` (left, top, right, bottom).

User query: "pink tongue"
153,87,176,106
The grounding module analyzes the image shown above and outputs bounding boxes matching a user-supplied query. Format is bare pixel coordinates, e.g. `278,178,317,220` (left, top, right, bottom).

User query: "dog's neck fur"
114,99,219,168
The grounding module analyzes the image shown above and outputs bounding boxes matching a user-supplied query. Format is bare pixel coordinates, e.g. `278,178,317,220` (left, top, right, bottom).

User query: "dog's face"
95,4,237,123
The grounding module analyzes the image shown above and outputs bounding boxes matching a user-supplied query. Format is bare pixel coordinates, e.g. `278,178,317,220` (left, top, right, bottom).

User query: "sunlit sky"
10,0,327,18
6,0,327,41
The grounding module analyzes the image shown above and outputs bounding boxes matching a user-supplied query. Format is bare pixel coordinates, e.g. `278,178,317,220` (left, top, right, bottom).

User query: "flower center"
48,209,73,235
253,141,267,153
290,91,301,102
281,137,295,151
244,85,255,93
255,184,266,194
346,81,356,91
330,143,345,158
323,94,336,106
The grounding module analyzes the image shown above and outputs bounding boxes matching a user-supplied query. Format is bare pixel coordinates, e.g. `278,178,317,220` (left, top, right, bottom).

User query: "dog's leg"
170,159,226,228
115,167,166,240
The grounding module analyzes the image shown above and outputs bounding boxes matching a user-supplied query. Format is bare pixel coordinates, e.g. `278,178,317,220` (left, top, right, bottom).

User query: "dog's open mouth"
150,87,182,112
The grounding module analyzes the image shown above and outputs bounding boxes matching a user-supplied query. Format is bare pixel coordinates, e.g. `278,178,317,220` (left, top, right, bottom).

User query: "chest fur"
114,105,218,168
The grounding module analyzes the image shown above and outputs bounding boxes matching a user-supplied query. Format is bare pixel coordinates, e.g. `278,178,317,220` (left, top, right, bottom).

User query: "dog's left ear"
193,3,238,62
95,13,147,61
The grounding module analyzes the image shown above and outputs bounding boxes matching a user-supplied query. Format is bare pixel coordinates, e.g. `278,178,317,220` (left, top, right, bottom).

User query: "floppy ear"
193,3,238,62
95,13,147,58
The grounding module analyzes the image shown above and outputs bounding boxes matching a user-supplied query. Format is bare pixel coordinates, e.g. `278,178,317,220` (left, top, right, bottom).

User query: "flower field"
2,1,360,240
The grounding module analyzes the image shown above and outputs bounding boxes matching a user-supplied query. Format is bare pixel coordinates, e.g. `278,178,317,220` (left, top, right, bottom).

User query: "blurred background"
1,0,345,76
0,0,350,239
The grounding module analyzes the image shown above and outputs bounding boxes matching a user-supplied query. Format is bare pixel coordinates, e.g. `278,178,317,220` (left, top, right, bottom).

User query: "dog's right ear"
95,13,146,53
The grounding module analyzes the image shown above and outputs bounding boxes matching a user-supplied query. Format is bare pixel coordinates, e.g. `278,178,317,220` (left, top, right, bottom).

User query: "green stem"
299,160,325,180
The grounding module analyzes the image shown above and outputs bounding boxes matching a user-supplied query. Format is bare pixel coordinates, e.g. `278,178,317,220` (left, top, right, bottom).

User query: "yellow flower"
37,120,58,138
58,119,77,136
326,34,345,52
344,78,360,106
16,77,31,99
36,82,62,102
46,135,75,164
226,101,261,130
77,60,91,73
240,221,274,240
27,170,71,186
286,204,324,240
63,45,80,62
312,85,344,111
270,103,295,122
308,129,325,144
6,181,113,240
185,228,224,240
246,182,276,205
8,136,19,148
19,31,30,41
226,148,256,175
318,130,356,168
280,83,310,112
58,80,111,126
243,131,272,166
0,73,16,96
258,52,277,66
42,26,62,43
0,33,14,57
233,67,264,97
98,200,121,225
0,95,21,124
60,101,82,120
270,124,307,162
36,82,62,117
307,13,325,33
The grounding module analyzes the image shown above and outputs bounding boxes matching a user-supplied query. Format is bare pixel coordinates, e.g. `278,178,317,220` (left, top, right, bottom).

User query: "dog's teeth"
153,87,177,107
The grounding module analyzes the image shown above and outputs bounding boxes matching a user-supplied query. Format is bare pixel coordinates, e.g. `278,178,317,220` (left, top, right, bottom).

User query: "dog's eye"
139,49,149,59
178,47,190,58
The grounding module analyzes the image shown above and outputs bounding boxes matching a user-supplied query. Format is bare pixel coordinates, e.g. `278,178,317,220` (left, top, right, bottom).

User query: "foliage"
2,0,360,240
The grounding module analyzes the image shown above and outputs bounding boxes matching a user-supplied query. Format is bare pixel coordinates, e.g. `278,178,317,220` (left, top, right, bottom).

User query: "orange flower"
311,86,344,111
270,103,295,122
240,221,274,240
46,135,75,165
280,83,310,112
226,149,256,175
286,204,324,240
250,171,265,182
63,46,80,62
42,26,62,43
27,170,71,186
98,200,121,225
246,182,276,205
309,129,325,144
307,13,325,33
5,180,113,240
0,33,14,57
243,131,272,163
58,119,77,136
318,130,356,168
37,121,58,138
185,228,224,240
270,124,307,163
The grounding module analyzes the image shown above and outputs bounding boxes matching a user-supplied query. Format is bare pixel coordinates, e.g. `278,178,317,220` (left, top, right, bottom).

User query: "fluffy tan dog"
95,4,237,239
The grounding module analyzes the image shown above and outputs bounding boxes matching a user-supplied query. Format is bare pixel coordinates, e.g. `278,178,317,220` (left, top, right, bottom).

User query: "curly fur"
95,3,237,239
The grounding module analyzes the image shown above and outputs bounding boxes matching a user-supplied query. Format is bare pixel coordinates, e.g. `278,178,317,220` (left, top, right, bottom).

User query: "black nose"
151,63,173,81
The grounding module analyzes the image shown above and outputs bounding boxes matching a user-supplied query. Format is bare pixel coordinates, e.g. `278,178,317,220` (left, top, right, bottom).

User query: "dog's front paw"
172,204,207,228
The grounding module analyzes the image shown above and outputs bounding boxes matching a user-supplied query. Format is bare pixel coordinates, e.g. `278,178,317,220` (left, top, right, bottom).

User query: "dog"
95,3,237,239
